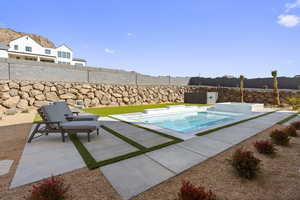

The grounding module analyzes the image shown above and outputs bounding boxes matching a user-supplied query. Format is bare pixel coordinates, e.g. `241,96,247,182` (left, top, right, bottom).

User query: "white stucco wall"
56,45,73,64
0,49,8,58
8,36,56,57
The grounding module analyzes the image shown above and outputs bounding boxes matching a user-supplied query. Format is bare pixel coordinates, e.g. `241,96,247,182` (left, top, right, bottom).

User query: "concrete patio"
9,111,294,200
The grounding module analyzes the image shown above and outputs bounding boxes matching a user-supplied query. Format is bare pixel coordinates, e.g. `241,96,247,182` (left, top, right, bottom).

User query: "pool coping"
110,109,276,140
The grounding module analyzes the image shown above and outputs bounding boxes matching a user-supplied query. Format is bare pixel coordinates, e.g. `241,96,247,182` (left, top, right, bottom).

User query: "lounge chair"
53,101,99,121
28,104,100,143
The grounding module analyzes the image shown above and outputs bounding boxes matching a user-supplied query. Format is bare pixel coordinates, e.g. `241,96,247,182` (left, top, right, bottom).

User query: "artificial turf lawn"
82,103,208,117
34,103,208,122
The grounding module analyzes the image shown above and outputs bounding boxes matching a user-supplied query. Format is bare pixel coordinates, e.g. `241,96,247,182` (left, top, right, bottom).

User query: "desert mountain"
0,28,55,48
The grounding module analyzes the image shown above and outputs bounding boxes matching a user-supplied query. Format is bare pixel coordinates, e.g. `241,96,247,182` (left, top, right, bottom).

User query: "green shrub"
230,148,261,179
287,97,300,110
27,176,69,200
270,129,290,146
253,140,277,155
284,126,298,137
177,180,217,200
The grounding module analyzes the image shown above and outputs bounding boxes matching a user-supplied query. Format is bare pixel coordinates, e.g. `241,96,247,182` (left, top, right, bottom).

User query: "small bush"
230,148,260,179
27,176,69,200
270,129,290,146
177,180,217,200
284,126,298,137
253,140,277,154
287,97,300,110
291,121,300,130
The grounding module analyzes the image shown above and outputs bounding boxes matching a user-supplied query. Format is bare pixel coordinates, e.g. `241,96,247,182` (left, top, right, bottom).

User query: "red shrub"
284,126,298,137
253,140,277,154
270,129,290,146
27,176,69,200
291,121,300,130
231,148,261,179
177,180,217,200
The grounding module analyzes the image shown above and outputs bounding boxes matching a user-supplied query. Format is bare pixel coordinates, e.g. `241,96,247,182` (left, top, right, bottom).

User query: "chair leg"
28,123,41,143
88,132,90,142
97,128,99,135
62,132,65,142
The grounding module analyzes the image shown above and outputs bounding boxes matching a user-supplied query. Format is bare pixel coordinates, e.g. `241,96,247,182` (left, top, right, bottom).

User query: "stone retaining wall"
0,80,300,116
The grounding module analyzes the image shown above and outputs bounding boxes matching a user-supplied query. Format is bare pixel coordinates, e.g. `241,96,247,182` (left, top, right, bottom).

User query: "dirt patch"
0,121,121,200
132,125,300,200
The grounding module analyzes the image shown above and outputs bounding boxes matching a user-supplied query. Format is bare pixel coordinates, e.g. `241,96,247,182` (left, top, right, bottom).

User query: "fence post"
169,75,171,85
87,69,90,83
135,73,138,85
8,62,11,80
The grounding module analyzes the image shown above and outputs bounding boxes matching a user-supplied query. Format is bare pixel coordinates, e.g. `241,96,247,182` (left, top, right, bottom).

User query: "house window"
25,46,32,52
58,61,70,65
57,51,70,59
14,45,18,50
45,49,51,54
75,63,84,66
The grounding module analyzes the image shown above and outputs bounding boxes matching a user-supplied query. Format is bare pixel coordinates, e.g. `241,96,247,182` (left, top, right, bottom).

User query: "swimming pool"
138,111,244,133
111,104,264,140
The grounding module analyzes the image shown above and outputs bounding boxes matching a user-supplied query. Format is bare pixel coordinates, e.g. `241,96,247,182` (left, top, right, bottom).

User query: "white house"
0,35,87,66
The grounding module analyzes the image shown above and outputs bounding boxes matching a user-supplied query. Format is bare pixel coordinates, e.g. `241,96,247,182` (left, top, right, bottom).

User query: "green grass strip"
276,112,300,125
70,124,182,169
196,110,277,136
101,125,147,150
109,116,183,142
69,134,97,169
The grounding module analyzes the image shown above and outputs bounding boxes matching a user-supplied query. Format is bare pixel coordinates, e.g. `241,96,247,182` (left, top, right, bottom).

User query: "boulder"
9,89,19,97
20,92,30,99
17,99,28,109
0,92,10,100
45,92,59,101
9,82,19,89
20,85,32,92
50,86,56,92
30,90,42,97
60,93,76,99
2,96,20,108
34,101,49,107
33,83,45,91
20,81,31,86
0,84,9,92
112,93,122,98
35,94,46,101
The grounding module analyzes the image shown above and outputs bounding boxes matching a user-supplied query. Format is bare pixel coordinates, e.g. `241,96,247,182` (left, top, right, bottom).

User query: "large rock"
9,89,19,97
60,93,76,99
35,94,46,101
79,88,90,94
8,82,19,89
20,85,32,92
46,92,59,101
0,84,9,92
112,93,122,98
30,89,42,97
34,101,48,107
33,83,45,91
20,81,31,86
2,96,20,108
17,99,28,109
0,92,10,100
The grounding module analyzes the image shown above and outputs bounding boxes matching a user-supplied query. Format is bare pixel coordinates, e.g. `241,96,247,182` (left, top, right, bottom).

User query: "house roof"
0,43,9,50
73,57,86,62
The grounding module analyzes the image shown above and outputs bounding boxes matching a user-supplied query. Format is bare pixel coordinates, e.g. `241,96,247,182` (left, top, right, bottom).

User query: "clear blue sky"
1,0,299,78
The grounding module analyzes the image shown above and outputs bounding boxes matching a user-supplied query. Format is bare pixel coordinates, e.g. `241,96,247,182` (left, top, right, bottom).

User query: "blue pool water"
139,111,245,133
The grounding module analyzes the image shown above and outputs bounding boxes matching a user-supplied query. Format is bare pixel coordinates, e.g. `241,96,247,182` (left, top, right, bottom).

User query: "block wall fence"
0,58,300,114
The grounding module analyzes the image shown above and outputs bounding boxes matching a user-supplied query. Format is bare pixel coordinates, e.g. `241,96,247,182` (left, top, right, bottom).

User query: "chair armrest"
72,111,80,116
35,121,61,125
